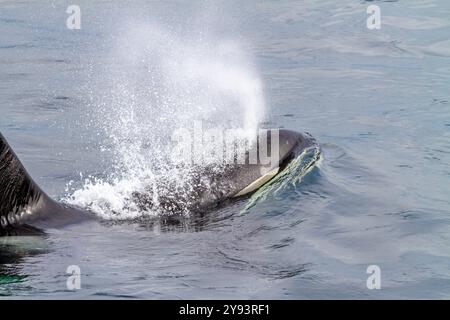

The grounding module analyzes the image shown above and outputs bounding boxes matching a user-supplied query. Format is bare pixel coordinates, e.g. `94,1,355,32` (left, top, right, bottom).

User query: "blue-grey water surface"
1,0,450,299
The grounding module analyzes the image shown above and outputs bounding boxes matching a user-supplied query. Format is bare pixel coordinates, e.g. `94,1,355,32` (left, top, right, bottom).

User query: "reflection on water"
0,236,49,295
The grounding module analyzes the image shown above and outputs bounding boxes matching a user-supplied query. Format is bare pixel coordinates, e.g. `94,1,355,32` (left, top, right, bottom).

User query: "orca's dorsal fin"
0,132,46,230
1,132,93,235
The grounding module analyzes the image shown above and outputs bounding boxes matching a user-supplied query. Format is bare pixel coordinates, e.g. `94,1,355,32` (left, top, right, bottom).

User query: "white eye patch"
234,167,280,197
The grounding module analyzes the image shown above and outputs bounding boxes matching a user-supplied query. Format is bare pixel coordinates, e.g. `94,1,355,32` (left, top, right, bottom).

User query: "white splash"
64,21,266,219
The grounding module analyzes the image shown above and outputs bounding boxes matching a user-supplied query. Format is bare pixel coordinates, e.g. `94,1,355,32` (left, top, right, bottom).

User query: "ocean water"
1,0,450,299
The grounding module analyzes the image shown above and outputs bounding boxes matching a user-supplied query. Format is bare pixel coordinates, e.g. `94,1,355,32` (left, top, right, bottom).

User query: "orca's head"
232,129,318,197
258,129,317,170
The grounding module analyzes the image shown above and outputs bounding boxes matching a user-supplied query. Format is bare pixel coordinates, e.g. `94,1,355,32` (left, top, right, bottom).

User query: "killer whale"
0,129,319,236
